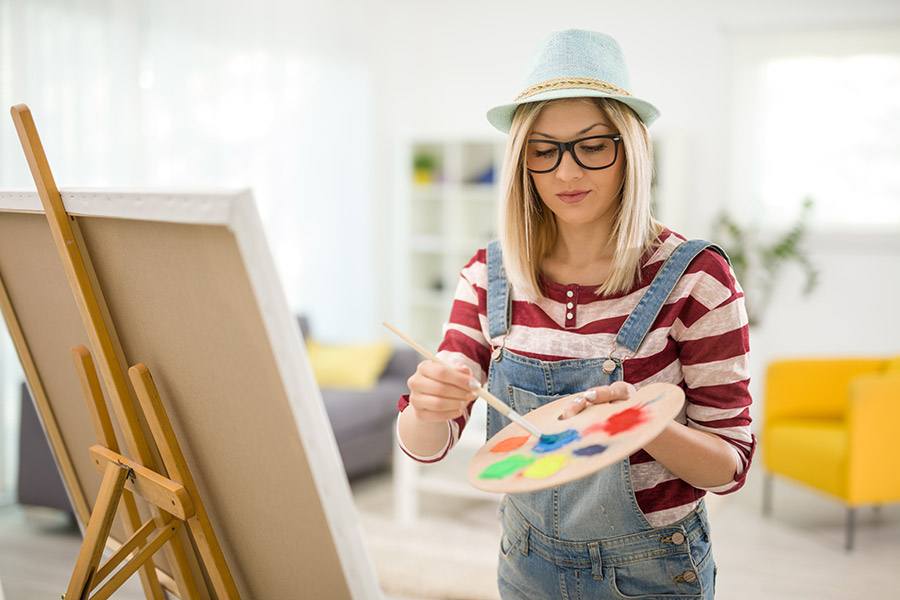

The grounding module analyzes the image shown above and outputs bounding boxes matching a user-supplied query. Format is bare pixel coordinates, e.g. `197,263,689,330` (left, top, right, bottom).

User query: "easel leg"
121,493,167,600
91,519,183,600
94,518,158,585
72,346,166,599
73,345,195,599
66,462,130,600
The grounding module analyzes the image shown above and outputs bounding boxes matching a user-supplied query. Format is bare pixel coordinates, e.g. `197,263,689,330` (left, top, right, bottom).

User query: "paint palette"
467,382,684,493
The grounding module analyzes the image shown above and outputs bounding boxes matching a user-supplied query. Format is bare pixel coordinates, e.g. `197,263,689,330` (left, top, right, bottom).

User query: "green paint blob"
477,454,536,480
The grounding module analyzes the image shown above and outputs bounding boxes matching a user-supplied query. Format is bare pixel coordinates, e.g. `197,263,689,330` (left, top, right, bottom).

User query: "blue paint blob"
534,429,580,453
573,444,608,457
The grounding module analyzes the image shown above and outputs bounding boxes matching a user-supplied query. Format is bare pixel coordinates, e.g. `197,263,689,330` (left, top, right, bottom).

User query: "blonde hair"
498,97,663,301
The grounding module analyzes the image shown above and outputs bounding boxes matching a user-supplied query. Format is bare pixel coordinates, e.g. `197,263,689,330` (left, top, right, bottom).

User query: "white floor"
0,464,898,599
358,463,900,599
702,475,900,599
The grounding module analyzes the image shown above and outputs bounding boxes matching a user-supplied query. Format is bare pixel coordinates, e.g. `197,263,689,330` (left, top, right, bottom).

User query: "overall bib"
485,239,725,600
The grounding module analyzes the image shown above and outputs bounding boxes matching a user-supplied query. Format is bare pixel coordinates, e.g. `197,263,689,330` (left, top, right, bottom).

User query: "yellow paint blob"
521,454,569,479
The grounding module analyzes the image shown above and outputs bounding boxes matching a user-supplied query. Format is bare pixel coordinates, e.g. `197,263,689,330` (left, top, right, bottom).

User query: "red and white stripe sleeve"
397,252,490,462
671,250,755,493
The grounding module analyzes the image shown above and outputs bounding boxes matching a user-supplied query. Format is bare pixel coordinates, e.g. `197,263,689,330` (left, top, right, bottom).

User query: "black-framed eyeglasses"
526,134,622,173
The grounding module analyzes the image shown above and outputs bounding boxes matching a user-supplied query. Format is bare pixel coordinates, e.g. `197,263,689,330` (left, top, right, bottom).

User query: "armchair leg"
762,473,773,516
845,507,856,552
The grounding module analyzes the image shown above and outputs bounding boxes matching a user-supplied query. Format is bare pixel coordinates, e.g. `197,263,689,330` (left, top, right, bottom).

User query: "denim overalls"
484,239,726,600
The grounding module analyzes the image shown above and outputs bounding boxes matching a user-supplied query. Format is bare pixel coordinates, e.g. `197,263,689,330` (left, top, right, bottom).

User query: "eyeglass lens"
526,136,619,173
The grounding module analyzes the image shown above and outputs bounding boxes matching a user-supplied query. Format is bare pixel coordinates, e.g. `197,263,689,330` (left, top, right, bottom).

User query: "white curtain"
0,0,377,337
0,0,378,496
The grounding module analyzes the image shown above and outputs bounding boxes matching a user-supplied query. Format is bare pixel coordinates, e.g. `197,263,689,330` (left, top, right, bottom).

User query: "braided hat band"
515,77,633,102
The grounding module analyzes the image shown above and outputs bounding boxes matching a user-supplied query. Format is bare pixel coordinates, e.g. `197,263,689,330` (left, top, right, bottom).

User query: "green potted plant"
712,197,819,326
413,153,440,184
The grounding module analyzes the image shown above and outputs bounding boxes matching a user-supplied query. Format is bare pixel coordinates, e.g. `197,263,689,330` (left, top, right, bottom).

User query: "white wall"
369,0,900,427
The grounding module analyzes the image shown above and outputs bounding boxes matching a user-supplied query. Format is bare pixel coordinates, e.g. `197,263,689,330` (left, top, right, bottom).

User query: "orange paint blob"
490,435,531,453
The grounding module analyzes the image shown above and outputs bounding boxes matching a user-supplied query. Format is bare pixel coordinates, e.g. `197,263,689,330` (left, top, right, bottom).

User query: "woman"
397,29,754,599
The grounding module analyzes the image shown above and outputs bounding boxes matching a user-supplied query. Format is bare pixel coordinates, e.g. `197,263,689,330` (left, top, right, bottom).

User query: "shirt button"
682,571,697,583
566,312,574,320
566,290,574,298
567,302,574,309
671,532,685,545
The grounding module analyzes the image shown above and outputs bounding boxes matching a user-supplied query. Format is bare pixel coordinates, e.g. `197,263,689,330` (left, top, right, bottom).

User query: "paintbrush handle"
382,321,542,438
383,321,503,408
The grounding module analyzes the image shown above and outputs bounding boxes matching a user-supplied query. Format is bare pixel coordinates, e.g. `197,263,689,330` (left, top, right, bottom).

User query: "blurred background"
0,0,898,597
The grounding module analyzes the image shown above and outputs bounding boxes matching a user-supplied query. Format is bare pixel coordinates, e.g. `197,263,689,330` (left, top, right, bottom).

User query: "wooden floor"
1,466,898,599
0,504,145,599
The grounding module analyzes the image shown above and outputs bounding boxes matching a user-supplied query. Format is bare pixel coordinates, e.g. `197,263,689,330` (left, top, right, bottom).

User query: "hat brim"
486,89,660,133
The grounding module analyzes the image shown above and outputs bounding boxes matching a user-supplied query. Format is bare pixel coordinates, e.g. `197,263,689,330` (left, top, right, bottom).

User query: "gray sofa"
17,383,73,515
298,316,418,479
16,320,417,513
319,349,417,478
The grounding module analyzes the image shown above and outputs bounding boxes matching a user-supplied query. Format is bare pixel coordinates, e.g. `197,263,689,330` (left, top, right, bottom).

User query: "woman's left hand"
558,381,636,420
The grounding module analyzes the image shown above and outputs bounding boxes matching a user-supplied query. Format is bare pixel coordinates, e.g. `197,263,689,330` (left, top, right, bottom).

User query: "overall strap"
486,240,511,339
615,240,729,354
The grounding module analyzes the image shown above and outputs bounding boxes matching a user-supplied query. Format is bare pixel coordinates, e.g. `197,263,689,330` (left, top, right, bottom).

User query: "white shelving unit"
393,401,499,526
393,137,506,524
402,138,505,350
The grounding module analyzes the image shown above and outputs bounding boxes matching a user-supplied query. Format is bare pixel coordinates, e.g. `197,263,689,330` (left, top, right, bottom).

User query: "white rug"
353,474,502,600
359,511,501,599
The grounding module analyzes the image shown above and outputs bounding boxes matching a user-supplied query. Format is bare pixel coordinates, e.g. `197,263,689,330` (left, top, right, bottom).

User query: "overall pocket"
608,552,703,599
497,502,521,558
506,385,560,414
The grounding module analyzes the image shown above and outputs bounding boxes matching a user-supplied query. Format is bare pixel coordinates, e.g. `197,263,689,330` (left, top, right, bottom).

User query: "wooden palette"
468,382,685,493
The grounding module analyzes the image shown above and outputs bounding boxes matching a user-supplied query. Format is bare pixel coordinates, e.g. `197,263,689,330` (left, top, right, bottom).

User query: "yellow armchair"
762,357,900,550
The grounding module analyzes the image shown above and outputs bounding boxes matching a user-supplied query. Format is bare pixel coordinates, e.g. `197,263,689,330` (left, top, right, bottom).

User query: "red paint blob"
602,406,649,436
490,435,530,453
582,422,606,437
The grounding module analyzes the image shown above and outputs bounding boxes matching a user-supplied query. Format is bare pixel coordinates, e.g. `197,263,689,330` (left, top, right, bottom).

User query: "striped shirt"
398,229,756,527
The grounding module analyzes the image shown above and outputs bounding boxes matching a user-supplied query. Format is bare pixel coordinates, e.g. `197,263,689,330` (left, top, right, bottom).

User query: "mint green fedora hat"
486,29,660,132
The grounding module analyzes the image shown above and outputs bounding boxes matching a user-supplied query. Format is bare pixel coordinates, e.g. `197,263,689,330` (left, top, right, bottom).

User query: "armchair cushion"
765,419,846,497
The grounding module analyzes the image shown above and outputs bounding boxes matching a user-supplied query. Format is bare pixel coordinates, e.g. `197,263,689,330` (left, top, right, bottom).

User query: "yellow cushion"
765,359,885,420
765,419,847,499
305,339,394,390
882,356,900,373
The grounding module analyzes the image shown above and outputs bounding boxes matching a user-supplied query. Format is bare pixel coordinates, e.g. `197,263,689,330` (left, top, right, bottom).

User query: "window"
730,27,900,232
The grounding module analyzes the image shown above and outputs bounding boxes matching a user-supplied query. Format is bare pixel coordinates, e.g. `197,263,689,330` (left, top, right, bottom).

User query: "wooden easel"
10,104,240,599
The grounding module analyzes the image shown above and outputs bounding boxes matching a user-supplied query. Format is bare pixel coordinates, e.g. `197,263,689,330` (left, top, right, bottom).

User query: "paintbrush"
383,322,544,439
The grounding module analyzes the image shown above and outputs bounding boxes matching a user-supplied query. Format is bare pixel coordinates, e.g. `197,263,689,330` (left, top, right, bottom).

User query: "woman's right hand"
406,360,479,423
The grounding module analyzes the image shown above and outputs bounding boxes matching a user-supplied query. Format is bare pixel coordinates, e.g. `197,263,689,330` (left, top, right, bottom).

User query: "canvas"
0,187,380,599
